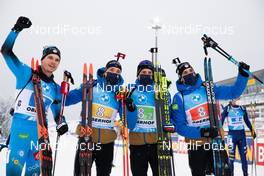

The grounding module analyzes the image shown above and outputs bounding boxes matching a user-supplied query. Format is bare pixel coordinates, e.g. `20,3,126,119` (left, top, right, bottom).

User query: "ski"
74,63,93,176
52,70,74,176
115,52,129,176
150,22,175,175
204,57,230,176
31,58,52,176
150,47,174,176
160,69,175,176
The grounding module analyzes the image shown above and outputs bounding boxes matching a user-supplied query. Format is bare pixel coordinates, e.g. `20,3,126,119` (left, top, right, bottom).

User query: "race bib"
14,89,53,120
186,103,210,127
132,105,156,133
92,103,117,129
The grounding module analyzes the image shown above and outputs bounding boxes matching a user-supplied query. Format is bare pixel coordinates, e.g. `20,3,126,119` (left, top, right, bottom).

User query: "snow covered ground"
1,125,263,176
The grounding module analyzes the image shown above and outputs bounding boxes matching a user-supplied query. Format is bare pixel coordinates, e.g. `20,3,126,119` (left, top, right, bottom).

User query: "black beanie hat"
105,60,122,71
137,60,154,76
176,62,193,76
41,46,61,60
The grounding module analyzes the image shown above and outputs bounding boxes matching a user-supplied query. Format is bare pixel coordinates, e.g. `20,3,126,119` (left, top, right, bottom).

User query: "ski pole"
201,34,263,85
113,52,129,175
169,137,176,176
112,133,121,167
250,104,255,176
150,48,160,100
151,22,161,92
250,102,257,176
116,86,130,176
52,71,74,176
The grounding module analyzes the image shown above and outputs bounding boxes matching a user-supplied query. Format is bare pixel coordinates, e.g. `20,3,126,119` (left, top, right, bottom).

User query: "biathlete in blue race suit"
1,16,68,176
170,60,250,176
126,60,166,176
65,60,136,176
221,98,257,176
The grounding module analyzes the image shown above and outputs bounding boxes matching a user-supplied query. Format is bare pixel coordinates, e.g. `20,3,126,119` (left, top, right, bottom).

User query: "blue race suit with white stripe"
1,30,61,176
170,73,248,176
65,67,124,144
65,67,132,175
170,73,248,139
221,105,253,176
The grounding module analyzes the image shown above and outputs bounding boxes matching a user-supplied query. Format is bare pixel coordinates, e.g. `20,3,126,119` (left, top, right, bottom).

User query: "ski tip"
31,58,34,69
31,58,38,71
89,63,93,75
204,57,208,64
83,63,87,74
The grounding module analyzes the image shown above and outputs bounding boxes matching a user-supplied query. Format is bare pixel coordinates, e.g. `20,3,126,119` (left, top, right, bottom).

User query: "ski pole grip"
201,34,218,49
172,57,181,66
115,52,126,61
149,47,158,53
60,82,70,95
64,70,74,85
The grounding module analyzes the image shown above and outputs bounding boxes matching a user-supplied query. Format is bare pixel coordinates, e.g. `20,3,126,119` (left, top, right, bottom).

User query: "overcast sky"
1,0,264,119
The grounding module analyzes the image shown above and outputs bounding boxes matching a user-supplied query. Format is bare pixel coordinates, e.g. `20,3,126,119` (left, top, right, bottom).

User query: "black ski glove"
55,116,69,136
200,127,218,138
238,62,250,77
125,97,136,112
12,16,32,32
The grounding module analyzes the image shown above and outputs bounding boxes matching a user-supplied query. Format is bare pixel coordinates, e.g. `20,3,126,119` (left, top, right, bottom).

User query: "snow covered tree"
0,97,13,138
